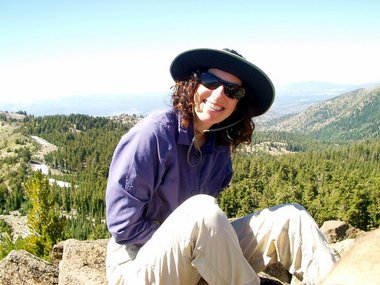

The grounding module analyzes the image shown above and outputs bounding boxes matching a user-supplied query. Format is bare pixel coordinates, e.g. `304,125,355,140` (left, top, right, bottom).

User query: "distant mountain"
262,84,380,141
0,93,170,117
259,81,373,122
1,81,373,117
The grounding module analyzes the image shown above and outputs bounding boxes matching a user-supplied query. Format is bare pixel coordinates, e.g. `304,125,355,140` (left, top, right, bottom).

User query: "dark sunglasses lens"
223,85,238,98
225,86,245,99
200,73,220,89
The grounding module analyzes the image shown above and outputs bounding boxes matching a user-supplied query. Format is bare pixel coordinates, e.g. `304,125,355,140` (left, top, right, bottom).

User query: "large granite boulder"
320,220,364,243
0,250,58,285
58,239,109,285
321,228,380,285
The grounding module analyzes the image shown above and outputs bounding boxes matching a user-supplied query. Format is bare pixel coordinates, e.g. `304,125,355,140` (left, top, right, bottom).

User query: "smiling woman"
105,47,338,285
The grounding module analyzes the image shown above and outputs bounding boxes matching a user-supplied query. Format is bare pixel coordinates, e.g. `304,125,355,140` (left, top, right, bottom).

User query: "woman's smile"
202,98,225,112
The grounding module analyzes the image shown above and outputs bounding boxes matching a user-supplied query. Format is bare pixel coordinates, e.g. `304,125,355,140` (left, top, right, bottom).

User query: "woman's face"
194,68,241,131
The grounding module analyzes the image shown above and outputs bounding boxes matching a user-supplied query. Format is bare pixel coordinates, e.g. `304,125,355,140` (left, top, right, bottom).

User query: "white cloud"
0,50,174,104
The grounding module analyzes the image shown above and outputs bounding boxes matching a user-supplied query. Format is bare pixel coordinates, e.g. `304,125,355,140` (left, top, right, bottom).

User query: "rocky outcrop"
0,239,107,285
321,228,380,285
320,220,366,259
57,239,108,285
0,250,59,285
320,220,364,243
0,221,378,285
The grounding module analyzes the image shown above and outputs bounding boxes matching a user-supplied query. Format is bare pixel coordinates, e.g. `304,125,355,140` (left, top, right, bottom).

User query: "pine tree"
23,171,66,258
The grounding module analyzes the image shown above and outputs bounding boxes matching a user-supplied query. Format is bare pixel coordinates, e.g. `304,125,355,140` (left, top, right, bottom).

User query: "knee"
184,194,217,207
182,194,221,216
182,194,228,228
271,203,311,223
284,203,307,214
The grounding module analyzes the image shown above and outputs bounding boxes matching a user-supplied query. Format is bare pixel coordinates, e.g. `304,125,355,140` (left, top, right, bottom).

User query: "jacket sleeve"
106,119,166,246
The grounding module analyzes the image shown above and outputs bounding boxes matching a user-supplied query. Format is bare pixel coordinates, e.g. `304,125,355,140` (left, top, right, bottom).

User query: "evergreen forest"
0,112,379,260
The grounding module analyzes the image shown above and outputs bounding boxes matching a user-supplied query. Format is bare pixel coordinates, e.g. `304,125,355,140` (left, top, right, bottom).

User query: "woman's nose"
211,85,226,99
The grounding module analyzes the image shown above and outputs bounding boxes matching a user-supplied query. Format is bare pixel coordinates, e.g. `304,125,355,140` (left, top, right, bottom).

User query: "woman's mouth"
203,99,224,111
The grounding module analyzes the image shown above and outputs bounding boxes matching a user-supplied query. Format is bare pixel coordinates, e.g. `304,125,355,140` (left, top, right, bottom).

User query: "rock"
58,239,109,285
51,240,65,265
328,237,355,257
262,263,292,284
321,228,380,285
1,223,378,285
0,250,59,285
258,275,284,285
320,220,363,243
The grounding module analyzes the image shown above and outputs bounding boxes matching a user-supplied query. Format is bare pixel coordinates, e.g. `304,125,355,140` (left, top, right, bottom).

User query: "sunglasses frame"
199,72,245,100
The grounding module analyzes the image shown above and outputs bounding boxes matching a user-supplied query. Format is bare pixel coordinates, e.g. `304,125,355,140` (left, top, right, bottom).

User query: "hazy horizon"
2,80,376,117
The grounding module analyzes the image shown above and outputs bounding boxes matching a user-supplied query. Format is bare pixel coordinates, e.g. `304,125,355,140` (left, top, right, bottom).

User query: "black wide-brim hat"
170,48,275,117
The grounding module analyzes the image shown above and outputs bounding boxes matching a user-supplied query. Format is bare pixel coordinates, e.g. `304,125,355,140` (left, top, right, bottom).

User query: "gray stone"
320,220,363,243
263,263,291,284
0,250,58,285
58,239,108,285
321,228,380,285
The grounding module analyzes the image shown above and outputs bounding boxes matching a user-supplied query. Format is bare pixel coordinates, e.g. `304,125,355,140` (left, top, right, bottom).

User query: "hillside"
1,106,379,268
262,84,380,141
0,111,35,197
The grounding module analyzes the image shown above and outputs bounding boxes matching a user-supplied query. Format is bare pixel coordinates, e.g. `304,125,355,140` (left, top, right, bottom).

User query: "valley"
0,84,379,263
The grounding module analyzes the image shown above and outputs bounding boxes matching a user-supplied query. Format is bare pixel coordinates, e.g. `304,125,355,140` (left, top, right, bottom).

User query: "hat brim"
170,48,275,117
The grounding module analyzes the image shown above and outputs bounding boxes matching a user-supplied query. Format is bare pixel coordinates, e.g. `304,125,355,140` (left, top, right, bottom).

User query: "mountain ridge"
262,84,380,141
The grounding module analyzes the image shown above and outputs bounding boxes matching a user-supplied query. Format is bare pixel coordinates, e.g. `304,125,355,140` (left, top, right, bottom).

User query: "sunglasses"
199,72,245,100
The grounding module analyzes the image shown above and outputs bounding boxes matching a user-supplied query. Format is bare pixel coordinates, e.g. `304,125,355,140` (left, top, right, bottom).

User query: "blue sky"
1,0,380,104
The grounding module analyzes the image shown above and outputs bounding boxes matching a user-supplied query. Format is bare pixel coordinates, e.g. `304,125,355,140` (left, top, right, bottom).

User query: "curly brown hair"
170,72,256,149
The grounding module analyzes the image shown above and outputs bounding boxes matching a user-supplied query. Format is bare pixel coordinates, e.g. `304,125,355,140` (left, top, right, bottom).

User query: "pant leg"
106,194,260,285
106,238,140,285
231,203,338,285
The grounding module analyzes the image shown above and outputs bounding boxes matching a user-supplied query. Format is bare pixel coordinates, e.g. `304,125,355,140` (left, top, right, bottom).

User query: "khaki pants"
106,195,336,285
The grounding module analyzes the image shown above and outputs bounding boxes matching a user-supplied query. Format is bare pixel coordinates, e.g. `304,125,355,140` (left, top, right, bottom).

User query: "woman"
106,48,337,285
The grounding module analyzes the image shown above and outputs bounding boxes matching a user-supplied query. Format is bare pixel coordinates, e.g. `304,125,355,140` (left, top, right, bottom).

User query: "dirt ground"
0,212,29,241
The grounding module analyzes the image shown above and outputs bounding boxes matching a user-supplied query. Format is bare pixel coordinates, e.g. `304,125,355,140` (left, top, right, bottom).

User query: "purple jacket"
106,108,233,246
